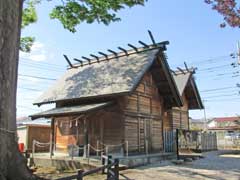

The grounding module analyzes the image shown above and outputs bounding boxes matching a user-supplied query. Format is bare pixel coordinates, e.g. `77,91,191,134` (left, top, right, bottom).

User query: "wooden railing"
55,155,119,180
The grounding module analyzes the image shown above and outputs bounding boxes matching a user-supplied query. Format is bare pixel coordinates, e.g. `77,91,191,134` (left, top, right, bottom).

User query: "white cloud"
20,41,48,62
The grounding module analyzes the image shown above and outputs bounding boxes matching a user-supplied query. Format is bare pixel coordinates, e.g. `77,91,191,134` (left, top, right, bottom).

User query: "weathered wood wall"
54,106,124,153
122,72,163,153
27,125,51,152
167,93,189,130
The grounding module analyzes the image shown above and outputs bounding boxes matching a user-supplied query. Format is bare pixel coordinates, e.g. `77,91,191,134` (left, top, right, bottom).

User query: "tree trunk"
0,1,36,180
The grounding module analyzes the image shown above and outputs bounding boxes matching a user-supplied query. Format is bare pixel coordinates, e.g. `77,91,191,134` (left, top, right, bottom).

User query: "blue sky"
18,0,240,119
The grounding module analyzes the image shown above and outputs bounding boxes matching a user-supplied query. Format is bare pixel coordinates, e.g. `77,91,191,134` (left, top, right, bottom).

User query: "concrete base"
32,152,175,170
118,153,175,168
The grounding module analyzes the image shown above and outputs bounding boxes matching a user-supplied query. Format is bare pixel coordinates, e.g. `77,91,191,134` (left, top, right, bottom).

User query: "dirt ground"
35,150,240,180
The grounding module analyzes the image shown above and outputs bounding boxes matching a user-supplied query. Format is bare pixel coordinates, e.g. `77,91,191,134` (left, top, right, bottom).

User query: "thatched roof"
33,42,183,109
172,71,203,109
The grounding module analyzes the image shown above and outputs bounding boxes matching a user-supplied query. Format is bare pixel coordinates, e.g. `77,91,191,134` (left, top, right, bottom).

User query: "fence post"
107,155,112,179
114,158,119,180
176,129,179,160
125,141,128,157
77,170,84,180
145,140,148,155
97,140,99,157
101,152,105,174
106,146,109,155
71,144,74,160
32,140,35,159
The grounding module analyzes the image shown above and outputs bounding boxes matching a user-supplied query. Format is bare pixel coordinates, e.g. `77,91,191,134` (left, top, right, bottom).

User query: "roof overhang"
173,70,204,110
30,101,113,120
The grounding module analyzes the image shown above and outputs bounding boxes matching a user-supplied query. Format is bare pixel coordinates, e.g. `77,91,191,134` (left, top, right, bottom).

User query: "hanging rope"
0,127,16,134
88,144,105,152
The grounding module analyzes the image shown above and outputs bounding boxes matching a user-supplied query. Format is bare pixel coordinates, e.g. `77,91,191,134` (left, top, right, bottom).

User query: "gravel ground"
121,150,240,180
35,150,240,180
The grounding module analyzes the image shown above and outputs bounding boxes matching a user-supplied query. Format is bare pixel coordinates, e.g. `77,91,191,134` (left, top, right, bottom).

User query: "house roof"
213,117,240,122
34,41,182,107
173,72,192,95
172,70,204,109
30,101,112,119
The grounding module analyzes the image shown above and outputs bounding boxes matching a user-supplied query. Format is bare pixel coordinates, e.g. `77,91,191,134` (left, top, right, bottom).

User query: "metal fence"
163,130,176,153
177,129,217,156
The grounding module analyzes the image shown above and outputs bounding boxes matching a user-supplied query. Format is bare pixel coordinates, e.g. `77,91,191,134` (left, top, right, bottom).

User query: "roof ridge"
66,41,169,69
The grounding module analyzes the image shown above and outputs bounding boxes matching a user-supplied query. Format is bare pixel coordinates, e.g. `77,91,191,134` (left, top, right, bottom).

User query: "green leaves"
49,0,145,32
20,0,146,52
20,37,35,52
22,0,38,29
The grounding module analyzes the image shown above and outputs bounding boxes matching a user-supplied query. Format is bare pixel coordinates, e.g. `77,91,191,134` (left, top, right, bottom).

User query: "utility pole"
203,100,207,131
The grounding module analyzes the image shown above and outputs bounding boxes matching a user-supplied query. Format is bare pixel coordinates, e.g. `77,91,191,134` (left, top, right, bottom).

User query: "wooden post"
97,140,99,156
101,153,105,174
145,140,148,155
125,141,128,157
107,155,112,179
176,129,179,160
106,146,109,155
32,140,35,159
71,144,74,160
50,118,55,158
77,170,84,180
83,117,88,158
114,158,119,180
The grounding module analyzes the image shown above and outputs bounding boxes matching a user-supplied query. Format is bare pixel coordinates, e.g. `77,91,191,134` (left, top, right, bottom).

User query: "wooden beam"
148,30,156,45
90,54,99,62
63,54,74,68
184,62,189,72
138,41,149,48
98,51,108,59
127,43,138,52
177,67,185,74
118,47,128,55
82,56,91,64
107,49,118,56
73,58,83,66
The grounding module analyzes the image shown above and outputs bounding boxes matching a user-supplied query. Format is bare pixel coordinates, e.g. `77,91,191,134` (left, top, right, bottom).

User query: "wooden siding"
27,125,51,152
168,93,189,130
122,72,163,153
54,106,124,153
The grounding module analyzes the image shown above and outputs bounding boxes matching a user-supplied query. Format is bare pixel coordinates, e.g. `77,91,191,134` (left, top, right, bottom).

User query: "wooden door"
138,118,151,153
138,118,145,152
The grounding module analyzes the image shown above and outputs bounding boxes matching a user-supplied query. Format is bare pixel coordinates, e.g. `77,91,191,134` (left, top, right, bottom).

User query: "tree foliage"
205,0,240,28
20,0,146,52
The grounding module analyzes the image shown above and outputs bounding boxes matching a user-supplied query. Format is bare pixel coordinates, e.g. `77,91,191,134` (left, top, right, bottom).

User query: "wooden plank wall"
168,93,190,130
27,125,51,152
54,107,124,153
122,72,163,153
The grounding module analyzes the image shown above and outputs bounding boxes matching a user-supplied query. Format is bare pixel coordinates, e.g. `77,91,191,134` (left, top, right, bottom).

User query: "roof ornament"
63,54,75,68
184,62,189,72
138,41,149,48
98,51,109,60
127,43,138,52
82,56,91,64
90,54,100,63
177,67,186,74
148,30,156,45
73,58,83,66
108,49,118,57
118,46,128,56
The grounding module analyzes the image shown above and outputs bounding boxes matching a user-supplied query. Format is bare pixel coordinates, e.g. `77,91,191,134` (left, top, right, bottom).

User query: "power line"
18,74,57,81
173,53,236,67
18,87,42,92
201,86,238,92
203,93,239,99
20,57,65,69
